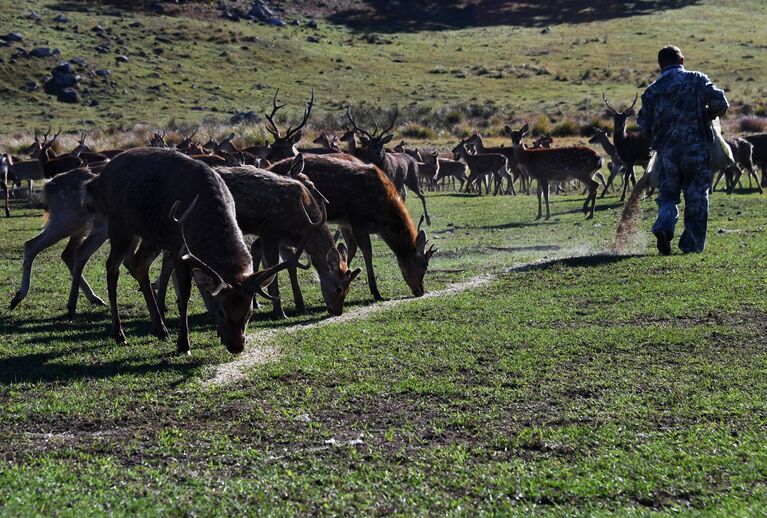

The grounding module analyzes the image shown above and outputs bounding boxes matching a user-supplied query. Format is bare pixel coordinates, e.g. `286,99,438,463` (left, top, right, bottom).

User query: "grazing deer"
84,148,305,354
9,167,114,314
452,140,513,196
346,108,431,225
465,132,528,194
743,134,767,189
269,154,435,301
432,156,469,191
416,151,440,191
263,89,315,162
715,138,763,194
505,123,602,219
602,93,652,201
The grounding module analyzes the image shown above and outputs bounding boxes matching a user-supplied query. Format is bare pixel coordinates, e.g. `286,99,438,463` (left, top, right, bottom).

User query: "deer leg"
154,250,176,316
352,224,382,302
262,238,286,320
129,242,170,341
584,179,598,219
64,227,109,316
601,165,620,198
340,226,358,264
536,181,543,220
750,168,764,194
249,238,263,309
173,257,193,355
542,180,551,220
620,165,634,202
713,168,726,191
287,265,306,315
416,190,431,226
105,227,134,345
10,222,72,310
3,178,8,218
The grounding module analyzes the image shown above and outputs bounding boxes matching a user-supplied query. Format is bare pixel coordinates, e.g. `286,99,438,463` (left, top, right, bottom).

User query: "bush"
401,123,437,140
738,117,767,133
530,114,551,136
551,119,579,137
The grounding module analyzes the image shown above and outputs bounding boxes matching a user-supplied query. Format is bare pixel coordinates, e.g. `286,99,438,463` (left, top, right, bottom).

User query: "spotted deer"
602,93,652,201
84,148,307,354
465,132,528,194
505,123,602,219
269,154,435,301
452,140,513,196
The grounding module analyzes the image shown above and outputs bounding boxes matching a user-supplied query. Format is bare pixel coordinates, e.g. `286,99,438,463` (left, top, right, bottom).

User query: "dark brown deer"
269,154,435,301
346,107,431,225
506,123,602,219
715,138,762,194
744,134,767,188
84,148,305,354
146,130,168,148
176,127,209,156
465,132,528,194
312,132,340,151
452,140,513,195
432,156,468,191
588,128,626,197
602,93,652,201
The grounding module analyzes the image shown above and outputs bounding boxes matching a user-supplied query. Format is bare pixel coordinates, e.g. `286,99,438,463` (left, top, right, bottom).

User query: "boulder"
248,1,274,20
2,32,23,42
30,47,59,58
57,88,79,103
115,55,129,63
53,14,69,23
267,18,286,27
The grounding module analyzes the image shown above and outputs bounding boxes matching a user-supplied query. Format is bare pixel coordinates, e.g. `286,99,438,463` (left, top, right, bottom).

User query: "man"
637,45,728,255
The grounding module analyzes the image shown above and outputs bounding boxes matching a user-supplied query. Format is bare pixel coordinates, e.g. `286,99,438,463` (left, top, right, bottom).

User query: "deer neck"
305,227,336,275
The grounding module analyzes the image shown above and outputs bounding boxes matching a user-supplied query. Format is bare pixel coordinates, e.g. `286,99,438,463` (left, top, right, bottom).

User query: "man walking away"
637,45,728,255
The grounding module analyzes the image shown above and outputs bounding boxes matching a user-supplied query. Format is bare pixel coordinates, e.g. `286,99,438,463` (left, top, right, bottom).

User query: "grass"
1,0,766,134
1,179,766,514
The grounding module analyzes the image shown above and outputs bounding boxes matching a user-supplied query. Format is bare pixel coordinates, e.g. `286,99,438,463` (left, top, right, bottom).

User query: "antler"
284,89,315,140
264,89,287,138
602,93,617,114
629,92,639,111
379,106,398,138
169,196,227,295
346,107,374,140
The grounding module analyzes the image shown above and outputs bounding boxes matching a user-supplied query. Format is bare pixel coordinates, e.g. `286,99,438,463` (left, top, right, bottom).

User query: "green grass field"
1,0,767,133
1,183,766,514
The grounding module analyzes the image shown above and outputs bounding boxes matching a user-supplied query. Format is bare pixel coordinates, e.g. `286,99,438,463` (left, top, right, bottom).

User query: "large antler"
284,89,315,140
602,92,617,115
379,106,398,138
264,89,287,138
629,92,639,111
346,107,374,140
169,196,228,296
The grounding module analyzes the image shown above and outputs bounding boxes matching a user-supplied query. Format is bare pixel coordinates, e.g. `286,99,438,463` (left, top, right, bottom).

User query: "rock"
153,47,164,55
307,36,320,43
291,19,301,26
92,24,104,33
129,21,143,29
2,32,23,42
95,69,110,76
30,47,58,58
25,80,38,92
57,88,79,103
95,44,110,54
307,19,318,29
155,36,172,44
28,11,42,21
541,26,551,34
248,1,274,20
115,55,129,63
54,61,73,75
89,99,99,107
70,56,87,66
267,18,286,27
53,14,69,23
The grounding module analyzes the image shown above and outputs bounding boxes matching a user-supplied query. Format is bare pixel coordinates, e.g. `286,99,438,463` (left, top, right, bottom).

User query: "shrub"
400,123,437,140
738,117,767,133
531,114,551,136
551,119,580,137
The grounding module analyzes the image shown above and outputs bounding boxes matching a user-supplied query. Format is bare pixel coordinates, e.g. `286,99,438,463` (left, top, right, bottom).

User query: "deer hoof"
272,310,287,321
9,294,22,310
89,296,106,307
153,327,170,341
176,341,190,355
113,329,127,345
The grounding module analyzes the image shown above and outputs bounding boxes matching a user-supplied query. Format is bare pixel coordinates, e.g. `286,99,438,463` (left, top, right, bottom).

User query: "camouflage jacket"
637,65,728,152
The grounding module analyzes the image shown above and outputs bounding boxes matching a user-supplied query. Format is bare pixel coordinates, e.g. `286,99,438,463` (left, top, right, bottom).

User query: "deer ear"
326,247,342,271
346,268,361,284
290,131,303,144
521,123,530,135
382,134,394,145
503,125,512,135
288,153,305,177
416,229,427,253
193,270,227,297
337,242,348,263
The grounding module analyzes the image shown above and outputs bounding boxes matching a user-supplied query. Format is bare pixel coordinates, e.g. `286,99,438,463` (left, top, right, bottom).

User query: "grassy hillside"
1,0,766,135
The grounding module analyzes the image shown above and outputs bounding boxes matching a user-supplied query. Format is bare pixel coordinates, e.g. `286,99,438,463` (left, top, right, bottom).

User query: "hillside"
1,0,766,134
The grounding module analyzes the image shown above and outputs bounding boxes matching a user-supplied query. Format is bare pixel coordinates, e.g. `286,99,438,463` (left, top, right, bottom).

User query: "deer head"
505,123,530,148
170,196,309,354
73,131,94,155
146,130,167,148
28,127,61,160
176,128,199,151
602,93,639,132
264,89,315,161
451,140,470,160
346,106,398,163
322,242,361,315
398,225,436,297
588,128,611,145
312,131,338,150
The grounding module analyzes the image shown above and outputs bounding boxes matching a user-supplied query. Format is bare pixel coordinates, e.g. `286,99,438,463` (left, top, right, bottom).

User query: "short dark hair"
658,45,684,69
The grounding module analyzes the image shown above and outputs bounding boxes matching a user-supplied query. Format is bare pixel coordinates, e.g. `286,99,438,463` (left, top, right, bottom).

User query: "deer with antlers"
263,89,316,162
269,154,435,302
505,123,602,219
84,148,305,354
312,131,340,151
345,107,431,225
602,93,652,201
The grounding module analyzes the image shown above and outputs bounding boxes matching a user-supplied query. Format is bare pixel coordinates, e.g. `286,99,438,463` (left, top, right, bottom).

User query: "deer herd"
3,90,765,355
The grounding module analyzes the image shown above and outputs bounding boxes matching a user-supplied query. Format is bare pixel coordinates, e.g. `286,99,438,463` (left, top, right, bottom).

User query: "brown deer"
465,132,528,194
602,93,652,201
269,154,435,301
588,128,627,198
9,167,113,314
146,130,168,148
715,138,763,194
346,108,431,225
71,134,125,160
744,134,767,188
84,148,306,354
452,140,513,196
175,128,209,156
432,156,469,191
505,123,602,219
1,154,12,217
312,132,340,151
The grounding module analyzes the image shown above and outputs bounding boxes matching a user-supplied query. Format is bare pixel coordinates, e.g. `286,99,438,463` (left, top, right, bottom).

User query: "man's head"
658,45,684,70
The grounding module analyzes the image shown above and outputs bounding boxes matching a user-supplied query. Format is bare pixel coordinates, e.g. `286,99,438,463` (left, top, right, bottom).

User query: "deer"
312,131,340,151
146,130,168,148
588,128,627,198
602,93,652,201
505,123,602,220
263,89,316,163
72,133,125,159
175,128,208,156
452,140,513,196
714,138,762,194
269,154,435,302
743,134,767,189
465,132,528,194
154,157,360,319
432,156,469,191
1,153,13,217
84,148,306,354
416,151,440,191
345,107,431,225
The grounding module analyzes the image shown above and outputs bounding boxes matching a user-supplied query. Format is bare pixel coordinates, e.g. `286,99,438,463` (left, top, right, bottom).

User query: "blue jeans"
652,151,712,253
